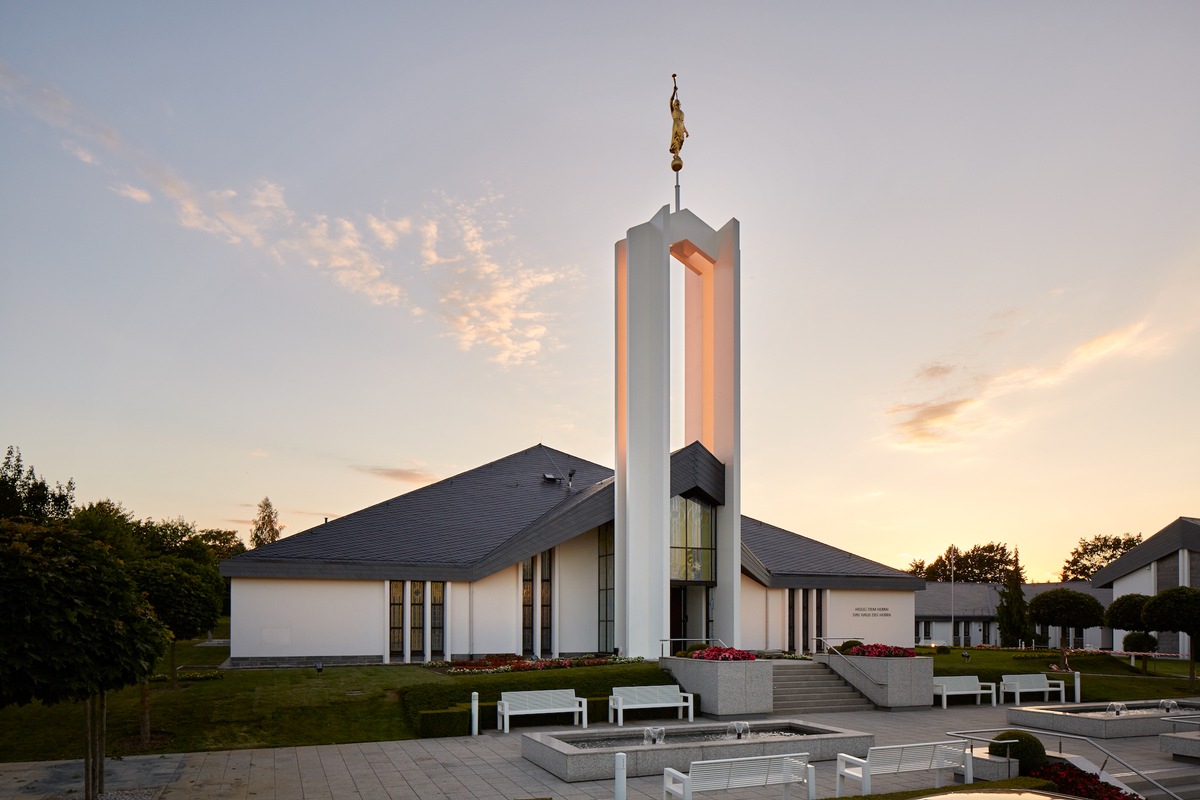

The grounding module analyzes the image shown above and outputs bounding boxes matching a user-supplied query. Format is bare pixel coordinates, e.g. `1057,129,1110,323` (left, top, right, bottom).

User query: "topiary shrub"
836,640,864,653
989,730,1047,774
936,645,951,655
1123,631,1157,652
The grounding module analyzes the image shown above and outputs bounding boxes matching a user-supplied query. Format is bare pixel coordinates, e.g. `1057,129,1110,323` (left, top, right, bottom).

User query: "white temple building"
222,207,924,666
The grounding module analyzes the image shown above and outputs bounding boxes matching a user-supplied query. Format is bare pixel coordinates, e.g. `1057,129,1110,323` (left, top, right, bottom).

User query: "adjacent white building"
1092,516,1200,657
913,581,1112,650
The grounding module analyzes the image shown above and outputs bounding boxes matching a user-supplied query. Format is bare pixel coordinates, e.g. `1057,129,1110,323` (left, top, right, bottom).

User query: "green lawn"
0,628,670,762
921,646,1199,702
5,640,1198,763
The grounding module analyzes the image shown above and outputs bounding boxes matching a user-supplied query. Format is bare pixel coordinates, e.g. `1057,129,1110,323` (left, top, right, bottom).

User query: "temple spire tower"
614,77,741,659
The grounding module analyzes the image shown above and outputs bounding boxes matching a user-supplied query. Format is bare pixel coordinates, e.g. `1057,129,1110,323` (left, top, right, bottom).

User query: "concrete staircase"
1116,765,1200,800
772,659,874,714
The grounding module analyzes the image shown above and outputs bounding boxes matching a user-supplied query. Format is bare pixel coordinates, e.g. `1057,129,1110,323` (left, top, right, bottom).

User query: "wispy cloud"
62,139,97,165
111,183,151,203
422,193,566,365
2,59,572,366
888,319,1163,449
351,464,440,484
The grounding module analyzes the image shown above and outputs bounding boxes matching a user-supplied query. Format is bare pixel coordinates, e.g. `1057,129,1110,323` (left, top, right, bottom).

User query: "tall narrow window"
598,523,615,653
540,549,553,655
389,581,405,659
409,581,425,660
430,581,445,660
802,590,811,653
522,558,534,656
670,495,716,583
788,589,796,653
815,591,824,652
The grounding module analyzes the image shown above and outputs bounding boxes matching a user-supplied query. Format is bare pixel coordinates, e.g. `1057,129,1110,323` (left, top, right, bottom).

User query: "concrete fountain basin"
520,719,873,781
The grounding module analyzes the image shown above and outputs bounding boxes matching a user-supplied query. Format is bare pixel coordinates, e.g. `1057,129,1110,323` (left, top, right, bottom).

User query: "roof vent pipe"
568,468,575,490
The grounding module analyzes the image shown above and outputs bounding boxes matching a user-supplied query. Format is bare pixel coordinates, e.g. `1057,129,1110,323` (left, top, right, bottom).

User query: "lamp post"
950,551,956,647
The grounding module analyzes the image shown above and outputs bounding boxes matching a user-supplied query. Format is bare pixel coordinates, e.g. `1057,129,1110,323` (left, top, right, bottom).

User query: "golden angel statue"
669,74,688,171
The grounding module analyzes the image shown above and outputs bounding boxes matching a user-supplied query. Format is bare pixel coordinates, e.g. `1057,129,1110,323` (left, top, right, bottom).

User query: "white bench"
1000,673,1066,705
496,689,587,733
608,684,694,726
836,740,972,796
665,753,815,800
932,676,996,708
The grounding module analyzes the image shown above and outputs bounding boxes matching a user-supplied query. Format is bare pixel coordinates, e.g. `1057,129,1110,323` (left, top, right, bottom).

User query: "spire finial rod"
669,73,688,210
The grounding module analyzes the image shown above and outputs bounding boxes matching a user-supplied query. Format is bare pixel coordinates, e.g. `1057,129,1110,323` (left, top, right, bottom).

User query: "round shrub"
935,645,951,655
989,730,1047,774
1123,631,1157,652
837,640,864,653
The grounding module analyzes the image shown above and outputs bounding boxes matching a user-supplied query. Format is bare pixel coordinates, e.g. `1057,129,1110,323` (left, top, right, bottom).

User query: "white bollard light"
614,752,626,800
471,691,479,736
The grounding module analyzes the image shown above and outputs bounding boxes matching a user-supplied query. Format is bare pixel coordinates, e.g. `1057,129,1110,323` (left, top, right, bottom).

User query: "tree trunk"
84,691,106,800
140,678,151,744
170,637,178,690
84,694,94,800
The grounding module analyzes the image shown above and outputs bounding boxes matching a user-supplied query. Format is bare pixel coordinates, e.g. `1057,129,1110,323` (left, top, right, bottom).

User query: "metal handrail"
947,725,1181,800
815,636,886,687
1166,713,1200,731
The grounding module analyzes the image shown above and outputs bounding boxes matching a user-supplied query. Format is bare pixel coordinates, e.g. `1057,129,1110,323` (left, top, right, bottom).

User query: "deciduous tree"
250,496,284,548
1142,587,1200,689
1,521,168,798
0,445,74,523
1105,593,1155,672
914,542,1016,583
1029,587,1105,656
1060,533,1142,581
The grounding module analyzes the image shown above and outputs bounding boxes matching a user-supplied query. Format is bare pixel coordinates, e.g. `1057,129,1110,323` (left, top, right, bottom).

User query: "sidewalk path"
0,704,1186,800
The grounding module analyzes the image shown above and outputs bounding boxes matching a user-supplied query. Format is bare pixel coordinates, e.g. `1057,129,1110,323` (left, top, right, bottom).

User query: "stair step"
771,661,873,714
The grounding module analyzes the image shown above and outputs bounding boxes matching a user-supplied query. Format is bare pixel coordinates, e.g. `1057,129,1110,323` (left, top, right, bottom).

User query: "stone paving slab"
2,704,1186,800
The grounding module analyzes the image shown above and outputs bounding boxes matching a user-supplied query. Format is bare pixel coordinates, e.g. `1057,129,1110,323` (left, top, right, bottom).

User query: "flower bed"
426,653,644,675
1031,762,1140,800
845,643,914,658
690,645,756,661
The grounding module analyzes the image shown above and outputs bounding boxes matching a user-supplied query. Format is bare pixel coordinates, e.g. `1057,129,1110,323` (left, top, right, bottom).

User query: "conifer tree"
996,549,1032,647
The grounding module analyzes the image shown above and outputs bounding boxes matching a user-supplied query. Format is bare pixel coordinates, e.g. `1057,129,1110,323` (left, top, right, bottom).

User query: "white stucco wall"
825,590,915,648
556,530,600,655
739,575,787,652
449,581,470,660
467,565,521,655
231,578,385,658
1113,565,1155,599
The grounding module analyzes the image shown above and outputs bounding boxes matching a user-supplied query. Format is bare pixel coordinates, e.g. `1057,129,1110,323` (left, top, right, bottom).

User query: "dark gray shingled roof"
222,444,613,582
222,442,921,592
739,517,925,590
915,581,1112,619
1091,517,1200,588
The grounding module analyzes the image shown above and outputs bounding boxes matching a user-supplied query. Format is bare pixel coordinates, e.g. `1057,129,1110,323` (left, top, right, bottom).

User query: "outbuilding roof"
914,581,1112,619
222,442,916,591
1091,517,1200,588
740,517,924,590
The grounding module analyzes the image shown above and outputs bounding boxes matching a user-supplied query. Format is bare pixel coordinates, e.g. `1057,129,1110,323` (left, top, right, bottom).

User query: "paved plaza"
0,704,1187,800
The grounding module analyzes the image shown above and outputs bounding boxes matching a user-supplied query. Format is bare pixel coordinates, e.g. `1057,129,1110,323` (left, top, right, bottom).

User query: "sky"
2,2,1198,582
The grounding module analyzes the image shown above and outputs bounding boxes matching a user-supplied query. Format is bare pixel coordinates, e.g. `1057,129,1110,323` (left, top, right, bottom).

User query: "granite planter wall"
660,656,773,718
814,653,933,710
